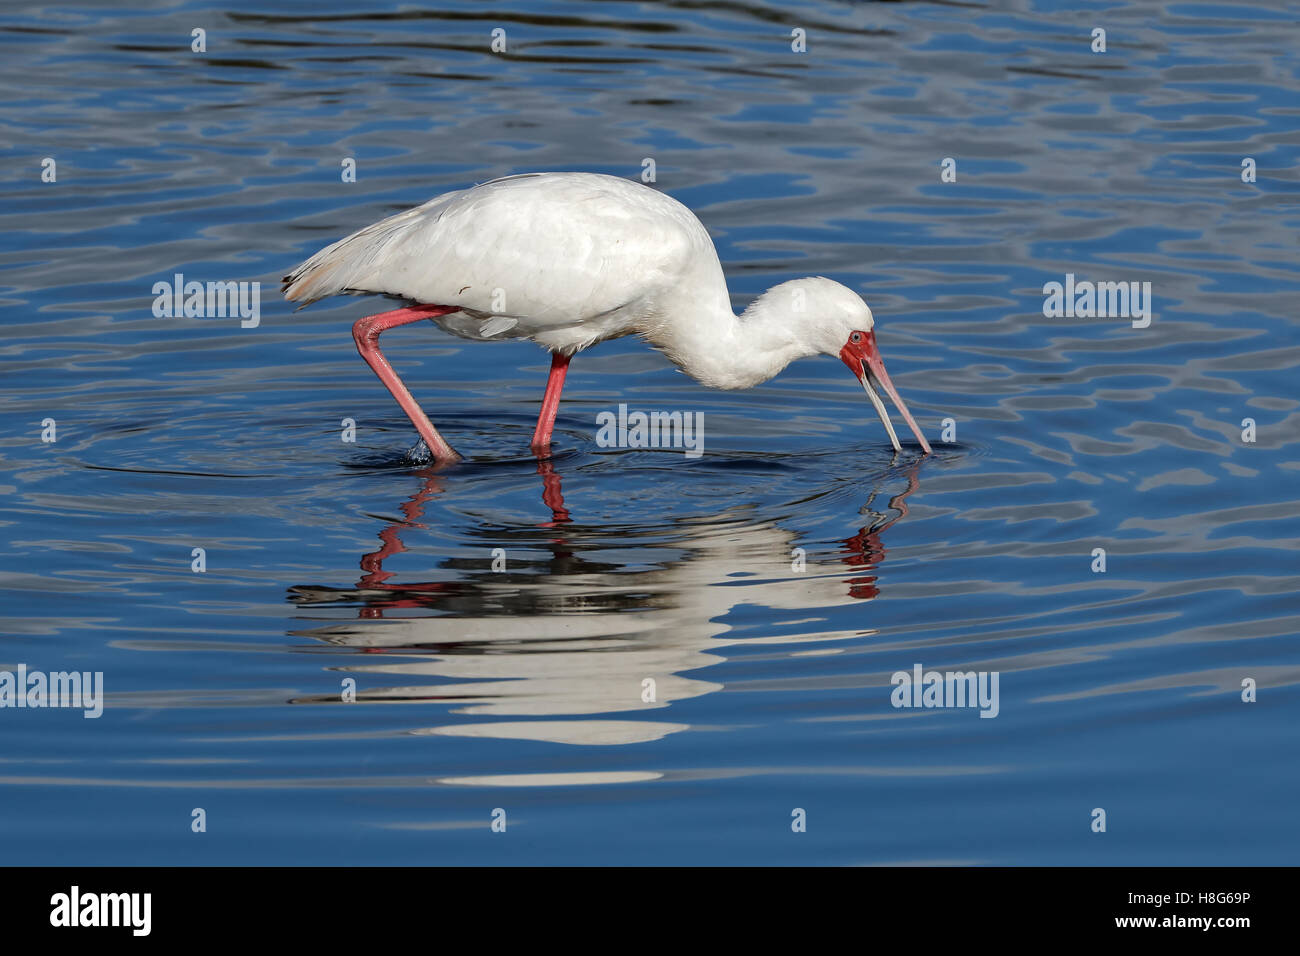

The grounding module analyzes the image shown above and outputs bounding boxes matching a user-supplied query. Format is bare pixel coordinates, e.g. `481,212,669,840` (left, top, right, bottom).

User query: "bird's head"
787,277,931,455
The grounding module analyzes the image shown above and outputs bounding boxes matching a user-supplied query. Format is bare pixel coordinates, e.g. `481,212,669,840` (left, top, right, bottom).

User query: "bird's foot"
405,437,463,466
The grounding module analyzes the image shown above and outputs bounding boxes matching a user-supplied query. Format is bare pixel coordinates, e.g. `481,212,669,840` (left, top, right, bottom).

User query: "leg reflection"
838,461,922,601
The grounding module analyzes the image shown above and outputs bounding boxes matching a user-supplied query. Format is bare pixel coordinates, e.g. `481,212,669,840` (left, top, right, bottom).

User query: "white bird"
283,172,932,461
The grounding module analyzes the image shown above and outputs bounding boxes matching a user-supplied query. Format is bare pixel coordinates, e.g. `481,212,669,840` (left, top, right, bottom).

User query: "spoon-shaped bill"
839,330,932,455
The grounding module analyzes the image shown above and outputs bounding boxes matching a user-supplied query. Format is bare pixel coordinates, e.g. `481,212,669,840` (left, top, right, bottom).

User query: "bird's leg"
352,304,462,463
530,352,571,453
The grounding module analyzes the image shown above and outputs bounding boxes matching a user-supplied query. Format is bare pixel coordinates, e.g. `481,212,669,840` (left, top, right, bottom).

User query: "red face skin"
839,329,932,455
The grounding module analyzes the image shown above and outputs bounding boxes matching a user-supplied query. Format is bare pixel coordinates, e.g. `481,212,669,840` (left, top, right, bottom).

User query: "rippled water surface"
1,0,1298,865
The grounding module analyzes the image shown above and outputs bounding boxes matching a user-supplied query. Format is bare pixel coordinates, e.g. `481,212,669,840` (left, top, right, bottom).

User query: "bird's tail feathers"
281,202,439,305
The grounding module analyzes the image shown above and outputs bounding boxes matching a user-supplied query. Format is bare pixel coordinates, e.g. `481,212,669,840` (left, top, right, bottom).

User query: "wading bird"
283,172,932,462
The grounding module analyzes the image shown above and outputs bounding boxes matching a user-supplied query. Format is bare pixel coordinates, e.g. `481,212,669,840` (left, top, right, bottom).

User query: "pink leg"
352,304,462,463
530,352,571,452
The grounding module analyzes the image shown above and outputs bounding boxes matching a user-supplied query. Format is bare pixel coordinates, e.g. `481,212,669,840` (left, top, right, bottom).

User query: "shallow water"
1,0,1297,864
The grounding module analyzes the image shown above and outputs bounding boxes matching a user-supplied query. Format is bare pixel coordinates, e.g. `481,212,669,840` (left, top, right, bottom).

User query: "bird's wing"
282,174,700,332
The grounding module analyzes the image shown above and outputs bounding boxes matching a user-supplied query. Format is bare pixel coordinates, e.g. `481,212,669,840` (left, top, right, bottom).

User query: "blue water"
1,0,1297,865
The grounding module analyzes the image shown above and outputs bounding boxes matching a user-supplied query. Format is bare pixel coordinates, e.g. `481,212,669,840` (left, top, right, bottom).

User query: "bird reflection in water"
288,457,921,746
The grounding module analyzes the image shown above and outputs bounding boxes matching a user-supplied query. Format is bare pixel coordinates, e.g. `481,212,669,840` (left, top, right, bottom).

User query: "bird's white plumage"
284,172,730,355
285,171,911,402
283,171,933,454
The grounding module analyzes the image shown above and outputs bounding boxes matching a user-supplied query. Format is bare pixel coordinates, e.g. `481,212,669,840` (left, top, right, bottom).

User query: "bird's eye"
850,332,862,343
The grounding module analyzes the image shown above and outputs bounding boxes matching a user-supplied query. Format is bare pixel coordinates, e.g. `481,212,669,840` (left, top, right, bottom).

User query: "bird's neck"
650,286,816,390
